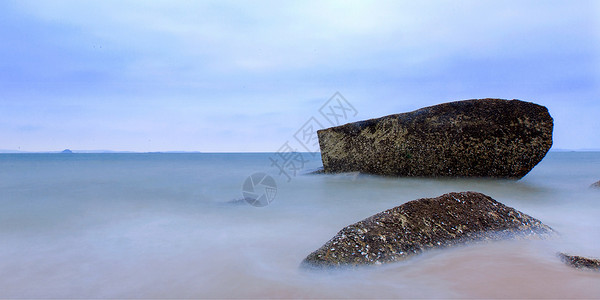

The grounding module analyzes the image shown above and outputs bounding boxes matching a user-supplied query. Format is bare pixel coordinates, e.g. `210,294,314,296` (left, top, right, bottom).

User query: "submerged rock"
559,253,600,271
223,198,249,206
317,99,553,179
302,192,553,268
304,167,325,175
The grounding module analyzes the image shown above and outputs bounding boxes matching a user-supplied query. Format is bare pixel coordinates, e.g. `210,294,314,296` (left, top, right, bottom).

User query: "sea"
0,151,599,298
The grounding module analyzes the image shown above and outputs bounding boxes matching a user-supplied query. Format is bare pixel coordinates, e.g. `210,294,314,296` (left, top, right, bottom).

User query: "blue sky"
1,0,599,152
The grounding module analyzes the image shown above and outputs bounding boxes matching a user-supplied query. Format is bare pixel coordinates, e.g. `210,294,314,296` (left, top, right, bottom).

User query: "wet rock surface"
302,192,553,268
559,253,600,271
317,99,553,179
591,180,600,188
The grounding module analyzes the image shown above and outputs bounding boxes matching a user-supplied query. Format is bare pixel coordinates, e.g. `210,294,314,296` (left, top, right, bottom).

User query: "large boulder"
317,98,553,179
591,181,600,188
302,192,553,268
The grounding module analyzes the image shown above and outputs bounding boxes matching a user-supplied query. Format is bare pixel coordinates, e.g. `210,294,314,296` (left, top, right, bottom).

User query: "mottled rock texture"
302,192,553,268
591,181,600,188
559,253,600,271
317,99,553,179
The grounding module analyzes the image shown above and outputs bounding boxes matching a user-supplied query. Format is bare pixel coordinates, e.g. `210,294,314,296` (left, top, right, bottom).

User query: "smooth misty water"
0,152,599,298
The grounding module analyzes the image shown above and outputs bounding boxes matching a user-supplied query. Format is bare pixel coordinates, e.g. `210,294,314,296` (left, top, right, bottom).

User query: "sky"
0,0,599,152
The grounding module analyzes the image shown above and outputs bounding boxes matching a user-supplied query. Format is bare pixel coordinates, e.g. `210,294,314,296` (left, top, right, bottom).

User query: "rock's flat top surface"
317,99,553,179
302,191,553,268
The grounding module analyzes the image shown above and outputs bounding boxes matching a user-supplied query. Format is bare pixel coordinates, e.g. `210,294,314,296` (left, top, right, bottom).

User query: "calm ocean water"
0,152,599,298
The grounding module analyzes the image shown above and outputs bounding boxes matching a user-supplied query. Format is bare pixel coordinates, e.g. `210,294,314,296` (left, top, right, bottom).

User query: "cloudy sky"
1,0,598,152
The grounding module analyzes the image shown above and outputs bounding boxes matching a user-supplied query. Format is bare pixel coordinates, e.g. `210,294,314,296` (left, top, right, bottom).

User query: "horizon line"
1,149,599,154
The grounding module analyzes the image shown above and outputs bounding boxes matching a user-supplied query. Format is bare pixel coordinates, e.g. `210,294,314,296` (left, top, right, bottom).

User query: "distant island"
61,149,73,153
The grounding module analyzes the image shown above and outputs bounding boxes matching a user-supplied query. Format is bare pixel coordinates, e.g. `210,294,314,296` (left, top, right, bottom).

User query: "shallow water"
0,152,599,298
